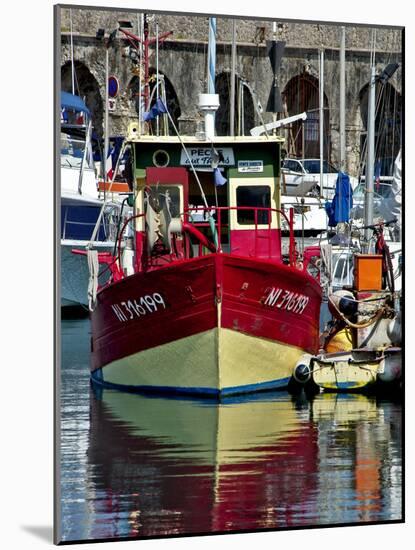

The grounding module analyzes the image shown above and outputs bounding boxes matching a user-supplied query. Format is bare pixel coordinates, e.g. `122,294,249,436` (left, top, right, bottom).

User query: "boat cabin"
122,130,293,271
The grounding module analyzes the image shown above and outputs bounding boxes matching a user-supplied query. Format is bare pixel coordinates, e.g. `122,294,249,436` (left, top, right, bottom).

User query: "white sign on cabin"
180,147,235,167
238,160,264,173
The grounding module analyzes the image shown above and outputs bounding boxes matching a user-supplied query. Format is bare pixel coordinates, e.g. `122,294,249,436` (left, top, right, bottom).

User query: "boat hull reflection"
88,389,318,538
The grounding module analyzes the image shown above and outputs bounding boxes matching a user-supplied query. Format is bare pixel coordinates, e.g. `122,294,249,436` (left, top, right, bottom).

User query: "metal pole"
137,13,144,135
104,46,109,183
143,15,150,110
241,84,245,135
208,17,216,95
70,9,75,95
230,20,236,136
237,79,242,135
319,49,324,198
364,64,376,244
272,22,277,133
340,26,346,171
156,20,159,136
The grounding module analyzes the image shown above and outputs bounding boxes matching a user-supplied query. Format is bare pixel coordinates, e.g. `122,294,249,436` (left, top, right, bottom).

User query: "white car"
281,158,358,198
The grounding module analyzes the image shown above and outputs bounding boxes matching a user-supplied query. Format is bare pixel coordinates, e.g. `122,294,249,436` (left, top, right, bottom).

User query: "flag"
106,145,115,180
61,108,68,123
143,98,168,122
374,162,381,192
213,167,227,186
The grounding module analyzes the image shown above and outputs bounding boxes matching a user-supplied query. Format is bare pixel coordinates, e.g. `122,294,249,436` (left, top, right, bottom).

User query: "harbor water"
59,318,402,543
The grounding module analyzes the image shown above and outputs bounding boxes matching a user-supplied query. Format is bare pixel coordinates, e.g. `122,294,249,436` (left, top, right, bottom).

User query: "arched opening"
282,72,330,159
215,72,255,136
61,61,103,138
359,81,401,169
128,69,181,134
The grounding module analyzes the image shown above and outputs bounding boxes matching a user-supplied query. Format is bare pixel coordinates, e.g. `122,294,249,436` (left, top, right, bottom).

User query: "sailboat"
60,91,122,311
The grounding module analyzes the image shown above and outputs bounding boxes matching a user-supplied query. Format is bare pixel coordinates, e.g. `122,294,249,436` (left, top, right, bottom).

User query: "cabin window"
236,185,271,225
152,149,170,168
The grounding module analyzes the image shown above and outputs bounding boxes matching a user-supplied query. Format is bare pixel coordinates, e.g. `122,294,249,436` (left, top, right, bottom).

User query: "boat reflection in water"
310,393,402,525
87,389,318,539
81,388,401,541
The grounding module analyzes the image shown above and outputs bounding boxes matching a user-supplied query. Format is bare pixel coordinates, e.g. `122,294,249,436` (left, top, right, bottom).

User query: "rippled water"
59,318,402,543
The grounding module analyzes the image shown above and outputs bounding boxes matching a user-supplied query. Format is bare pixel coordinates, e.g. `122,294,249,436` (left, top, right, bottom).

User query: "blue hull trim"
90,369,291,398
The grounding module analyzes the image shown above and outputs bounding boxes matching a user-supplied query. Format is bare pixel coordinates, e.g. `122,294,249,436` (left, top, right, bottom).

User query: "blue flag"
213,167,227,186
143,98,168,121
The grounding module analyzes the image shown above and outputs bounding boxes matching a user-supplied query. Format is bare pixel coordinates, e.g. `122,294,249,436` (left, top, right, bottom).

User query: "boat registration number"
111,293,166,322
262,287,309,314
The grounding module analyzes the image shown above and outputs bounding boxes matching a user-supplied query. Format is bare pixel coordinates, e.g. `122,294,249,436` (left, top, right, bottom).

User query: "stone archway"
127,69,181,134
61,61,104,138
359,81,401,167
282,72,330,159
215,72,255,136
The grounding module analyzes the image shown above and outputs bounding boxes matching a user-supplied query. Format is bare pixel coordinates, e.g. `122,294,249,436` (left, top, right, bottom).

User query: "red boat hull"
90,254,322,396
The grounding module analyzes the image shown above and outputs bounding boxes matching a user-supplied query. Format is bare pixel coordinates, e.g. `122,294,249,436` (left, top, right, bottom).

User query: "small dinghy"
293,347,401,392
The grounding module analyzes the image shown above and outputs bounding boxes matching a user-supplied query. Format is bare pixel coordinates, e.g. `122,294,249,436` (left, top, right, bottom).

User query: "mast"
143,15,150,110
70,9,75,94
319,49,324,198
272,22,277,132
118,17,172,129
364,63,376,245
230,19,236,137
137,13,143,135
339,26,346,171
104,45,109,184
156,19,160,136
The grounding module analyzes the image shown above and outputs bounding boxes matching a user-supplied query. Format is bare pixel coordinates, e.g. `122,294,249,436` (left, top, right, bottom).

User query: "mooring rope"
87,249,99,311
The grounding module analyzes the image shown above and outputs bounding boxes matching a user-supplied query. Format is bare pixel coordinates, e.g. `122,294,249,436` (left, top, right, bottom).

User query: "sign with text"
180,147,235,167
238,160,264,173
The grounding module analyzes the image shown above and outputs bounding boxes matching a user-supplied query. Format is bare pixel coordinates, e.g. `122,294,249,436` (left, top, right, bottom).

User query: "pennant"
214,167,227,187
143,98,168,122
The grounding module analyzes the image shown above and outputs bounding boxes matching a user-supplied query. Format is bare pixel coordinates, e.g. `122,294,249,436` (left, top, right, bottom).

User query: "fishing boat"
87,118,322,396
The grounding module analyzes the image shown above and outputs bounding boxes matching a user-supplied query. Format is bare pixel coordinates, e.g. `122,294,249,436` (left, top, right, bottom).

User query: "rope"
328,294,386,329
87,249,99,311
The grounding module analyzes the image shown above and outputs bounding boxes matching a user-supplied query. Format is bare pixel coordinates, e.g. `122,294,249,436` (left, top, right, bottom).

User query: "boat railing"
183,206,296,265
113,206,296,278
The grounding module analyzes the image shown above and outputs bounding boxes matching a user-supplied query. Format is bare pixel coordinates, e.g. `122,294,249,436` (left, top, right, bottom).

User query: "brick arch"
282,72,330,159
127,69,181,133
215,72,255,136
61,60,103,138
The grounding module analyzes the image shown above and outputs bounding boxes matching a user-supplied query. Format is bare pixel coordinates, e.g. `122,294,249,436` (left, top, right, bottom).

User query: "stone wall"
59,7,402,176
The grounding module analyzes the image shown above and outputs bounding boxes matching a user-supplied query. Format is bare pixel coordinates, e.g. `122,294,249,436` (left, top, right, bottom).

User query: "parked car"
281,158,358,198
